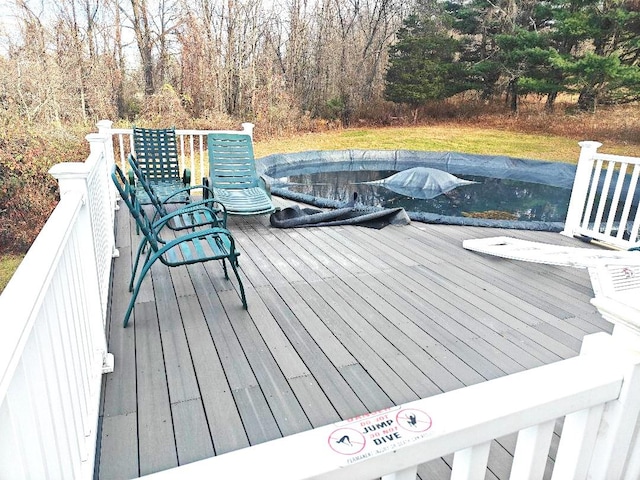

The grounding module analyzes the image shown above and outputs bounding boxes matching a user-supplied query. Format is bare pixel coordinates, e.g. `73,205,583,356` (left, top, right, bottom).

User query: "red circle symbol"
396,409,432,433
328,428,366,455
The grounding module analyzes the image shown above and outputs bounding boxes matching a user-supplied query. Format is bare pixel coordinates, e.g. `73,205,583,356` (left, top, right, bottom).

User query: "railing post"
561,141,602,239
96,120,115,168
581,299,640,478
49,156,114,374
241,122,255,137
96,120,119,207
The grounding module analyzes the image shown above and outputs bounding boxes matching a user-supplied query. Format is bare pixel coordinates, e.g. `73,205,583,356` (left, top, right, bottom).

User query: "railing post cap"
49,161,90,178
578,141,603,149
86,132,108,142
96,119,113,129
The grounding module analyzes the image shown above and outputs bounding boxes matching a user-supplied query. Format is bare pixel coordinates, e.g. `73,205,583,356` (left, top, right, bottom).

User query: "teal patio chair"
206,133,276,215
130,126,191,204
111,164,247,327
128,153,228,231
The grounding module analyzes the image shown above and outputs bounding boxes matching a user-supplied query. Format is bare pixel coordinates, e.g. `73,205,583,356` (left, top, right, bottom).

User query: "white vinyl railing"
96,120,254,184
563,141,640,250
141,328,640,480
0,134,116,478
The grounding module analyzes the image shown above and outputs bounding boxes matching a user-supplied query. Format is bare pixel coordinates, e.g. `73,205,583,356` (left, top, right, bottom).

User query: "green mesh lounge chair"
112,164,247,327
207,133,276,215
128,153,228,231
130,126,190,204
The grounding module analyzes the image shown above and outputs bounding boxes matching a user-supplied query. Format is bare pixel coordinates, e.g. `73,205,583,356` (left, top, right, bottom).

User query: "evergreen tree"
495,28,563,111
545,0,640,110
384,12,469,121
384,0,640,113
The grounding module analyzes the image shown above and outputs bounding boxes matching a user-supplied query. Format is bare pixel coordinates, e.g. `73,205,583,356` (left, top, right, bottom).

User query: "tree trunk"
113,0,126,117
130,0,155,95
508,78,518,113
578,88,597,112
545,91,557,111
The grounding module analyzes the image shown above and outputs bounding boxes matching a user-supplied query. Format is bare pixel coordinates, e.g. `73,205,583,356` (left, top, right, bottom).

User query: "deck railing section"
96,120,254,184
0,134,115,479
141,325,640,480
562,141,640,250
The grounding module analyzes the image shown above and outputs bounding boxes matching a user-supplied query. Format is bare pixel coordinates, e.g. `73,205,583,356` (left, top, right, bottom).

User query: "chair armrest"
168,197,228,227
259,176,272,197
152,204,227,233
157,226,239,257
159,183,215,204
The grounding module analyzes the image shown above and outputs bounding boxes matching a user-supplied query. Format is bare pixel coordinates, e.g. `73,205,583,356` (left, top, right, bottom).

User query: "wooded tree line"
0,0,638,128
385,0,640,119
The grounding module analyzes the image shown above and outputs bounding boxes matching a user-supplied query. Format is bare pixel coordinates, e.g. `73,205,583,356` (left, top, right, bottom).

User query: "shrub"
0,125,88,255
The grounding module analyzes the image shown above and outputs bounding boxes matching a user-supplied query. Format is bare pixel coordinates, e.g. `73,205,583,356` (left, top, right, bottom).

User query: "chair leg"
221,258,229,279
124,254,160,327
129,238,149,292
228,257,247,309
123,294,136,328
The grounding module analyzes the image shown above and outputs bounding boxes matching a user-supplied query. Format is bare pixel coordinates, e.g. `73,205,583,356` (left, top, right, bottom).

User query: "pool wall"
257,150,577,231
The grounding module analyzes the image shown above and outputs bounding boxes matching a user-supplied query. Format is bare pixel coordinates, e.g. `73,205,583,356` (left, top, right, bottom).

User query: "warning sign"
396,408,432,433
327,406,433,465
328,428,366,455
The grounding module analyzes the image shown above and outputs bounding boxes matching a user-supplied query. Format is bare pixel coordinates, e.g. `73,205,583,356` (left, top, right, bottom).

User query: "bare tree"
129,0,155,94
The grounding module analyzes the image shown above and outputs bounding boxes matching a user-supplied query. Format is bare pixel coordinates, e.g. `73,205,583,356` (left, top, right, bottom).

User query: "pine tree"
384,12,469,121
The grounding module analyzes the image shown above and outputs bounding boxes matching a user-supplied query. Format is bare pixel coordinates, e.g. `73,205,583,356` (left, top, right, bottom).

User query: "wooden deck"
95,197,612,479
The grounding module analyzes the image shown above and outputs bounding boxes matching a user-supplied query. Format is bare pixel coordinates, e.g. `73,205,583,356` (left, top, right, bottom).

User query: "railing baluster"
0,396,25,477
626,164,640,243
595,160,616,235
551,404,604,479
382,465,418,480
189,133,196,183
178,133,185,178
605,162,628,237
22,331,66,477
509,420,555,480
6,363,48,478
199,134,205,180
451,442,491,480
39,310,77,478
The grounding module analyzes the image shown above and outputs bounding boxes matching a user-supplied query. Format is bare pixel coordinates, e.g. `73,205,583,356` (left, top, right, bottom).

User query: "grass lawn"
0,255,24,294
253,125,639,163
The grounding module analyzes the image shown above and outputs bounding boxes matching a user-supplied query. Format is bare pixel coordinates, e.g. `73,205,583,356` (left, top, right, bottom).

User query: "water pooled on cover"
362,167,477,199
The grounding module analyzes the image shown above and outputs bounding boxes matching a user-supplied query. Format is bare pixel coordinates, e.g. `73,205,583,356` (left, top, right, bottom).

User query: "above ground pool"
258,150,578,231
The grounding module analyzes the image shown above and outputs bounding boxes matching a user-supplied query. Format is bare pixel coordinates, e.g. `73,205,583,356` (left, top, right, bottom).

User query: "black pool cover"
258,149,578,231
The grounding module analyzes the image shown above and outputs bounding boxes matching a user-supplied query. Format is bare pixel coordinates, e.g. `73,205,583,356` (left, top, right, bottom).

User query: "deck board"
175,295,249,455
96,198,614,479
